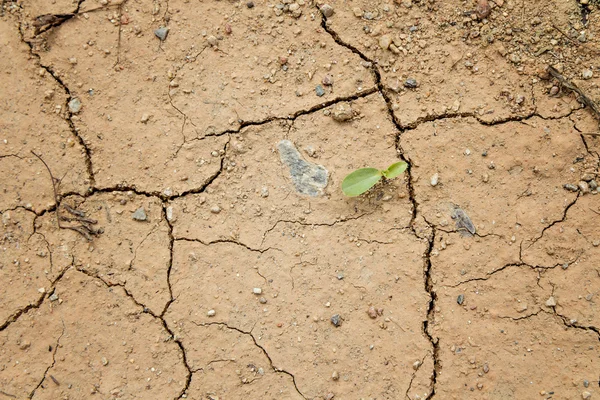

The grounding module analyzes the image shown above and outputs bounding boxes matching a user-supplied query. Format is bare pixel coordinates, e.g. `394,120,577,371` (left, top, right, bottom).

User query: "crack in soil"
17,31,95,189
28,321,65,399
404,352,430,400
526,192,581,248
178,87,379,148
0,263,69,332
319,9,441,397
553,310,600,341
190,321,306,399
4,4,599,399
259,212,371,248
175,237,279,254
71,265,193,399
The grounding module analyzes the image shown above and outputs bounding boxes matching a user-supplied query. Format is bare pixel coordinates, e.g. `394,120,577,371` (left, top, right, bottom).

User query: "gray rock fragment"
277,140,328,196
132,207,147,221
68,98,82,113
451,206,475,236
330,314,341,327
320,4,334,17
154,27,169,41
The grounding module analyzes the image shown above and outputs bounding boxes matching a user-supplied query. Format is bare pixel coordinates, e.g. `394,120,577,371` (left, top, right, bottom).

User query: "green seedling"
342,161,408,197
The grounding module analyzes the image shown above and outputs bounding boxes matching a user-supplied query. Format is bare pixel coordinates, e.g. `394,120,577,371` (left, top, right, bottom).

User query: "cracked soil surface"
1,0,600,399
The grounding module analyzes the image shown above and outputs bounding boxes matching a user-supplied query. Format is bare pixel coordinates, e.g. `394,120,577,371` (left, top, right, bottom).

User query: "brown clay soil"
1,0,600,399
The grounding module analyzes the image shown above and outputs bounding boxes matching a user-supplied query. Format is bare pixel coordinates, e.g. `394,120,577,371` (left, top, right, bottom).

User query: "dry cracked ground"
1,0,600,399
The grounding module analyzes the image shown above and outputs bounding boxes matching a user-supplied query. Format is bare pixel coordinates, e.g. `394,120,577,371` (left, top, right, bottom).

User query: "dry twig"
31,151,102,241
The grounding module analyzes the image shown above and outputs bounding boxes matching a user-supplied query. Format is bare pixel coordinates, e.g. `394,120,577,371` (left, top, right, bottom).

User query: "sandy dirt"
1,0,599,399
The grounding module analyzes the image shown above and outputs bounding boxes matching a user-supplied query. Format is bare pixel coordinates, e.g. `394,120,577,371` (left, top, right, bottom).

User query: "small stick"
551,24,579,46
31,151,59,203
547,66,600,122
59,215,98,225
63,204,86,217
30,151,101,241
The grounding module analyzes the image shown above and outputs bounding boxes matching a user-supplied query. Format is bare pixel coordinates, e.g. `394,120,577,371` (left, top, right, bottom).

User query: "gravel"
367,306,377,319
330,314,341,327
404,78,418,88
154,27,169,41
563,183,579,192
315,84,325,97
68,98,82,113
331,102,353,122
132,207,147,221
457,294,465,305
320,4,334,17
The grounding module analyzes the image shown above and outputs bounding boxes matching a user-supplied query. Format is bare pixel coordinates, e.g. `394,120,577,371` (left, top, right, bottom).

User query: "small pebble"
207,35,218,46
582,391,591,399
322,75,334,86
259,297,267,304
253,287,262,295
101,357,109,366
140,113,151,123
68,98,82,113
413,360,422,370
483,363,489,373
331,371,339,381
367,306,377,319
207,309,216,317
49,293,59,301
430,173,439,186
315,85,325,97
581,173,595,182
246,1,254,8
320,4,334,17
154,27,169,41
336,273,344,280
579,181,590,193
404,78,417,88
582,69,593,80
379,35,392,50
590,180,598,190
545,296,557,307
332,102,353,122
132,207,147,221
210,206,221,214
330,314,341,327
457,294,465,305
584,380,589,388
563,183,579,192
475,0,491,19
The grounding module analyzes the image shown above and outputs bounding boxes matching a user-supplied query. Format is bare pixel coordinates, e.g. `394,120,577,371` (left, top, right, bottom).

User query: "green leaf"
382,161,408,179
342,168,382,197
